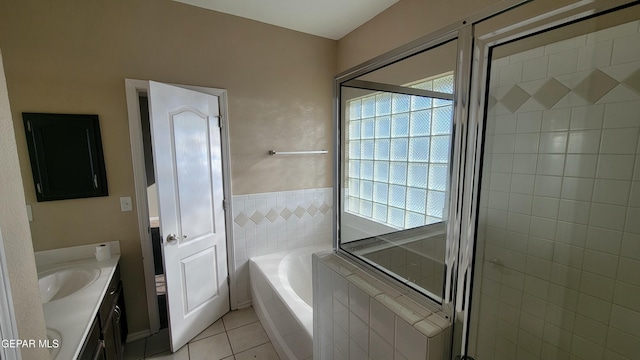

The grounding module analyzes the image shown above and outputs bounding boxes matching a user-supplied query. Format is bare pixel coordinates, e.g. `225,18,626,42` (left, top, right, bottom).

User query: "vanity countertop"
36,241,121,360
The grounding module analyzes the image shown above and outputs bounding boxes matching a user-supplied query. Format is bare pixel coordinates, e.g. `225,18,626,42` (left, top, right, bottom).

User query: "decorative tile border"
232,187,333,306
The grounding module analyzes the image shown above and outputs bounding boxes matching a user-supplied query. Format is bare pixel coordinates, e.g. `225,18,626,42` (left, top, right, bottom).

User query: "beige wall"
0,0,336,334
336,0,599,73
0,50,48,360
336,0,503,73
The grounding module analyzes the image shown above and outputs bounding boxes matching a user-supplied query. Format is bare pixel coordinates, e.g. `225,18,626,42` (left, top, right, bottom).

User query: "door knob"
166,234,178,244
166,234,187,244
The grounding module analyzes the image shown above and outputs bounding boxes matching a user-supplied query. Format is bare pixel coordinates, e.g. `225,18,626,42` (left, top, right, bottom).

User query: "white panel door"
148,81,229,352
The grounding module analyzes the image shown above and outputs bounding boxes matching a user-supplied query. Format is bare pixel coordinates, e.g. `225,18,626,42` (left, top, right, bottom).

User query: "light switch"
26,204,33,221
120,196,133,212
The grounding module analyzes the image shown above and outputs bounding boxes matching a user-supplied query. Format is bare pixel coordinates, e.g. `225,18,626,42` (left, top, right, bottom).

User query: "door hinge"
227,275,230,286
26,120,32,132
216,115,223,129
222,199,228,211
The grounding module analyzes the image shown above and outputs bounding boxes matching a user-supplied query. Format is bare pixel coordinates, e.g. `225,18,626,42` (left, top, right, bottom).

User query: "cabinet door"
22,113,108,201
79,317,101,360
113,285,128,358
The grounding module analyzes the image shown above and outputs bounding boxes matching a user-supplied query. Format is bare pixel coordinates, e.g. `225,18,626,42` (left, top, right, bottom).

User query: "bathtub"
249,245,330,360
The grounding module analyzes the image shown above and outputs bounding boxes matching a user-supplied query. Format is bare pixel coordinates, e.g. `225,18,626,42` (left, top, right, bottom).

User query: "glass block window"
345,73,454,229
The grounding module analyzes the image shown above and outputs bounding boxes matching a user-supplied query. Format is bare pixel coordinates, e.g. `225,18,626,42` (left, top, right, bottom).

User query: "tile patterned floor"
124,307,280,360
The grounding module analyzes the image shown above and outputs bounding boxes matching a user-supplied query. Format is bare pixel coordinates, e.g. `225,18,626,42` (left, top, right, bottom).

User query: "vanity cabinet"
77,265,128,360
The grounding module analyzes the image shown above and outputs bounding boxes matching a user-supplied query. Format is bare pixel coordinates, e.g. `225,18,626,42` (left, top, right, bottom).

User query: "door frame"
125,79,236,338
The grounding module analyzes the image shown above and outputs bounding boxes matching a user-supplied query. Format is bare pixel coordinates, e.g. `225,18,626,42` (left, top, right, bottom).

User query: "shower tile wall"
313,251,451,360
232,187,333,306
474,21,640,360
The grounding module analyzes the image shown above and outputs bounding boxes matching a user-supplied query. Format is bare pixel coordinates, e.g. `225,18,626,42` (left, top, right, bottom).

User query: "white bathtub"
249,245,329,360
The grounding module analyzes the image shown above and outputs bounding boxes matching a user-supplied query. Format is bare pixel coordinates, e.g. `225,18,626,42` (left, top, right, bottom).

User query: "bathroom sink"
38,267,101,303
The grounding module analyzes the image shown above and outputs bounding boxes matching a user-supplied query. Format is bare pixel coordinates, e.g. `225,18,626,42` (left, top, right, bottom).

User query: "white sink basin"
46,328,62,359
38,267,101,303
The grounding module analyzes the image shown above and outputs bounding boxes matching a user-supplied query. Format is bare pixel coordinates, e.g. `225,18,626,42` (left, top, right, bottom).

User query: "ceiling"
173,0,399,40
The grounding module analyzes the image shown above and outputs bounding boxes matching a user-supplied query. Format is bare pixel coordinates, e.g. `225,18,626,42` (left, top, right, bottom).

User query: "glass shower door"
467,6,640,360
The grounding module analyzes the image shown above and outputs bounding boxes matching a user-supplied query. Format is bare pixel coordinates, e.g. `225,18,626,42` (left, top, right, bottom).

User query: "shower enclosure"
334,1,640,359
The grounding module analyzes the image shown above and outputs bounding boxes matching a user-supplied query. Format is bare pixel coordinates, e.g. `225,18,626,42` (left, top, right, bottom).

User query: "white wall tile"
545,35,587,55
537,154,565,176
603,101,640,129
596,155,635,180
555,221,587,247
531,196,560,219
589,203,627,231
527,236,554,260
631,182,640,207
576,293,612,324
612,33,640,65
592,179,631,206
539,132,568,154
508,193,533,215
370,298,395,342
370,330,393,360
522,56,549,82
613,280,640,312
534,176,563,197
510,46,545,64
577,40,613,71
515,133,540,153
530,217,557,241
600,128,639,154
517,112,543,133
395,317,427,360
570,104,604,130
542,108,571,131
621,233,640,261
548,49,579,77
585,226,622,255
571,334,604,360
582,249,619,278
610,305,640,337
494,114,517,134
349,313,369,356
500,62,524,86
625,207,640,235
617,257,640,287
513,154,538,174
561,177,594,202
494,134,516,153
558,200,591,225
564,154,598,177
567,130,601,154
580,271,615,301
511,174,535,195
349,283,370,324
553,243,584,269
605,327,640,360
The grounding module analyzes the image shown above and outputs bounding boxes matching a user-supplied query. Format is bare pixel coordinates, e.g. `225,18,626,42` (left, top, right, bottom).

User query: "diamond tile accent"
307,204,318,216
294,206,306,218
573,69,619,104
487,95,498,111
250,211,264,225
533,78,570,109
280,208,292,220
623,68,640,96
234,212,250,227
265,209,279,223
320,203,330,215
500,85,530,113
